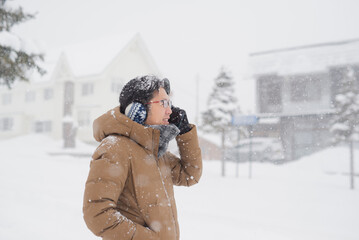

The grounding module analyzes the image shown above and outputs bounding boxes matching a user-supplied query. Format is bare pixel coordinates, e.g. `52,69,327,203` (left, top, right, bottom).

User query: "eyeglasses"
146,99,172,108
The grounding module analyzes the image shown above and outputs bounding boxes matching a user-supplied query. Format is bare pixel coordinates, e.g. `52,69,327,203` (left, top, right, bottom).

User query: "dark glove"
169,106,192,135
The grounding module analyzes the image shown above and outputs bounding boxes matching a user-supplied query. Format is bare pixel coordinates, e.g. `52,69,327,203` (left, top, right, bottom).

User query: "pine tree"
202,66,237,176
202,66,237,133
330,65,359,189
0,0,45,88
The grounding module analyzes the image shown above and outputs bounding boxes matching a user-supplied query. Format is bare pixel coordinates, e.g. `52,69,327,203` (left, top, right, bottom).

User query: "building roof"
256,108,336,118
30,32,148,82
59,32,136,76
248,38,359,76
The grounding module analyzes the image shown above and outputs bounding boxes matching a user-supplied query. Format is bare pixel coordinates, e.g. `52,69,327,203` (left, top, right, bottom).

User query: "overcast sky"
8,0,359,119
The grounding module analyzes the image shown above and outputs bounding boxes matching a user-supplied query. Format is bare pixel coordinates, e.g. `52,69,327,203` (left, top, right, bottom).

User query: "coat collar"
93,106,160,155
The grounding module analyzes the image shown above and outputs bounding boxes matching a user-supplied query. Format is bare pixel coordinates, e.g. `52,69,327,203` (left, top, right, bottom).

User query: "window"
266,82,282,105
82,83,94,96
78,111,91,127
25,91,36,102
258,75,283,113
290,76,321,102
44,88,54,100
0,118,13,131
2,93,11,105
34,121,52,133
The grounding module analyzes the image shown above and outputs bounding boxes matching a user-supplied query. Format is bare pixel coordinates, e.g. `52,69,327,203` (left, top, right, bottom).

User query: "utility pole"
236,126,240,178
350,140,355,189
248,125,253,179
221,128,226,177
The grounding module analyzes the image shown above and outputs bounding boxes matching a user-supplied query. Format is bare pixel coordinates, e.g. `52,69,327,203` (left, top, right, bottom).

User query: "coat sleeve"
83,137,159,240
166,125,202,186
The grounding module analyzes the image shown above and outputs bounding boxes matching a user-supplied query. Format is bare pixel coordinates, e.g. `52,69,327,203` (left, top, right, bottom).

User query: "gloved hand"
169,106,192,135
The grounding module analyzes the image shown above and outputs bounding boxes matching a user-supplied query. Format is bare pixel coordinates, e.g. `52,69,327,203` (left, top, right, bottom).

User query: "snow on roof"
28,32,139,83
57,32,137,76
256,108,336,118
248,39,359,76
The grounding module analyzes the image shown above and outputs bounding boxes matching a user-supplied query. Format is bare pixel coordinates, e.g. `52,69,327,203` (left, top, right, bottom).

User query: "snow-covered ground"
0,134,358,240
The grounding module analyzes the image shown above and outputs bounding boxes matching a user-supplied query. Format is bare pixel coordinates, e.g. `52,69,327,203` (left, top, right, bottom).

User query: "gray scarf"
147,124,180,157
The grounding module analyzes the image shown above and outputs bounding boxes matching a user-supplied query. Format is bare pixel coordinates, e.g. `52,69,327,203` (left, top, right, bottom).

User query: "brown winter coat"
83,106,202,240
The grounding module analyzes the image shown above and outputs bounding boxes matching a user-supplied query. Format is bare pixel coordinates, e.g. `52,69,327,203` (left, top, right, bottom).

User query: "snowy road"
0,135,358,240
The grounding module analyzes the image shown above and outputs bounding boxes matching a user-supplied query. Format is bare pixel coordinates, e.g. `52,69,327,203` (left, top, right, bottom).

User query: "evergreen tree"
202,66,237,176
0,0,45,88
202,66,237,133
330,65,359,189
330,66,359,142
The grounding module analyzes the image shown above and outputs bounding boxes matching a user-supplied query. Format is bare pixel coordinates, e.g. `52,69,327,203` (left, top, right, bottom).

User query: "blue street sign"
232,115,258,126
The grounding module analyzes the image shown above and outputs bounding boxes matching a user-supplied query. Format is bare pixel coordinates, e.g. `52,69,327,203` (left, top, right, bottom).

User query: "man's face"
145,87,172,125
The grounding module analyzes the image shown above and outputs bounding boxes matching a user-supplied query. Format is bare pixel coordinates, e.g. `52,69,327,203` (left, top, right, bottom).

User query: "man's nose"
166,106,172,115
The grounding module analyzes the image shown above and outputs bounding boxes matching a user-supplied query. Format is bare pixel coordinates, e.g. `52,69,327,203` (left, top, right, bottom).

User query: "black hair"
119,75,170,114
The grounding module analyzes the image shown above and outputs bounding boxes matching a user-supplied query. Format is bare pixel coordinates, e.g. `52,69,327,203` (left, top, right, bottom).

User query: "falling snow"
0,135,358,240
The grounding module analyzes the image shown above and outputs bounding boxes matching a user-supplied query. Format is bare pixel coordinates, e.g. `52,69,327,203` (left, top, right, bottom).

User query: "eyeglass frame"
146,99,172,108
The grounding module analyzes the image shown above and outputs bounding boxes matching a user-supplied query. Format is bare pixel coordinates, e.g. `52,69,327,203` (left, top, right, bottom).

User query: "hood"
93,106,161,154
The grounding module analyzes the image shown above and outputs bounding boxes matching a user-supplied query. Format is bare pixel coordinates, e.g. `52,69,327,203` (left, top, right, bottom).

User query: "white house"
0,33,162,144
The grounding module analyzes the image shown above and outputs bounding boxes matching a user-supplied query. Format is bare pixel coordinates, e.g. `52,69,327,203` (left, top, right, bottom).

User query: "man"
83,75,202,240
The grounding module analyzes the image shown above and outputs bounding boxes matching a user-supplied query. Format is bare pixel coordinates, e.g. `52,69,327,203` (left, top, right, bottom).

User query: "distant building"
0,33,162,144
248,39,359,160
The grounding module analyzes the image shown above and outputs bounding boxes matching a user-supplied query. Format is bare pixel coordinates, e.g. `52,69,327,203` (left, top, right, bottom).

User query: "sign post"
231,115,258,179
